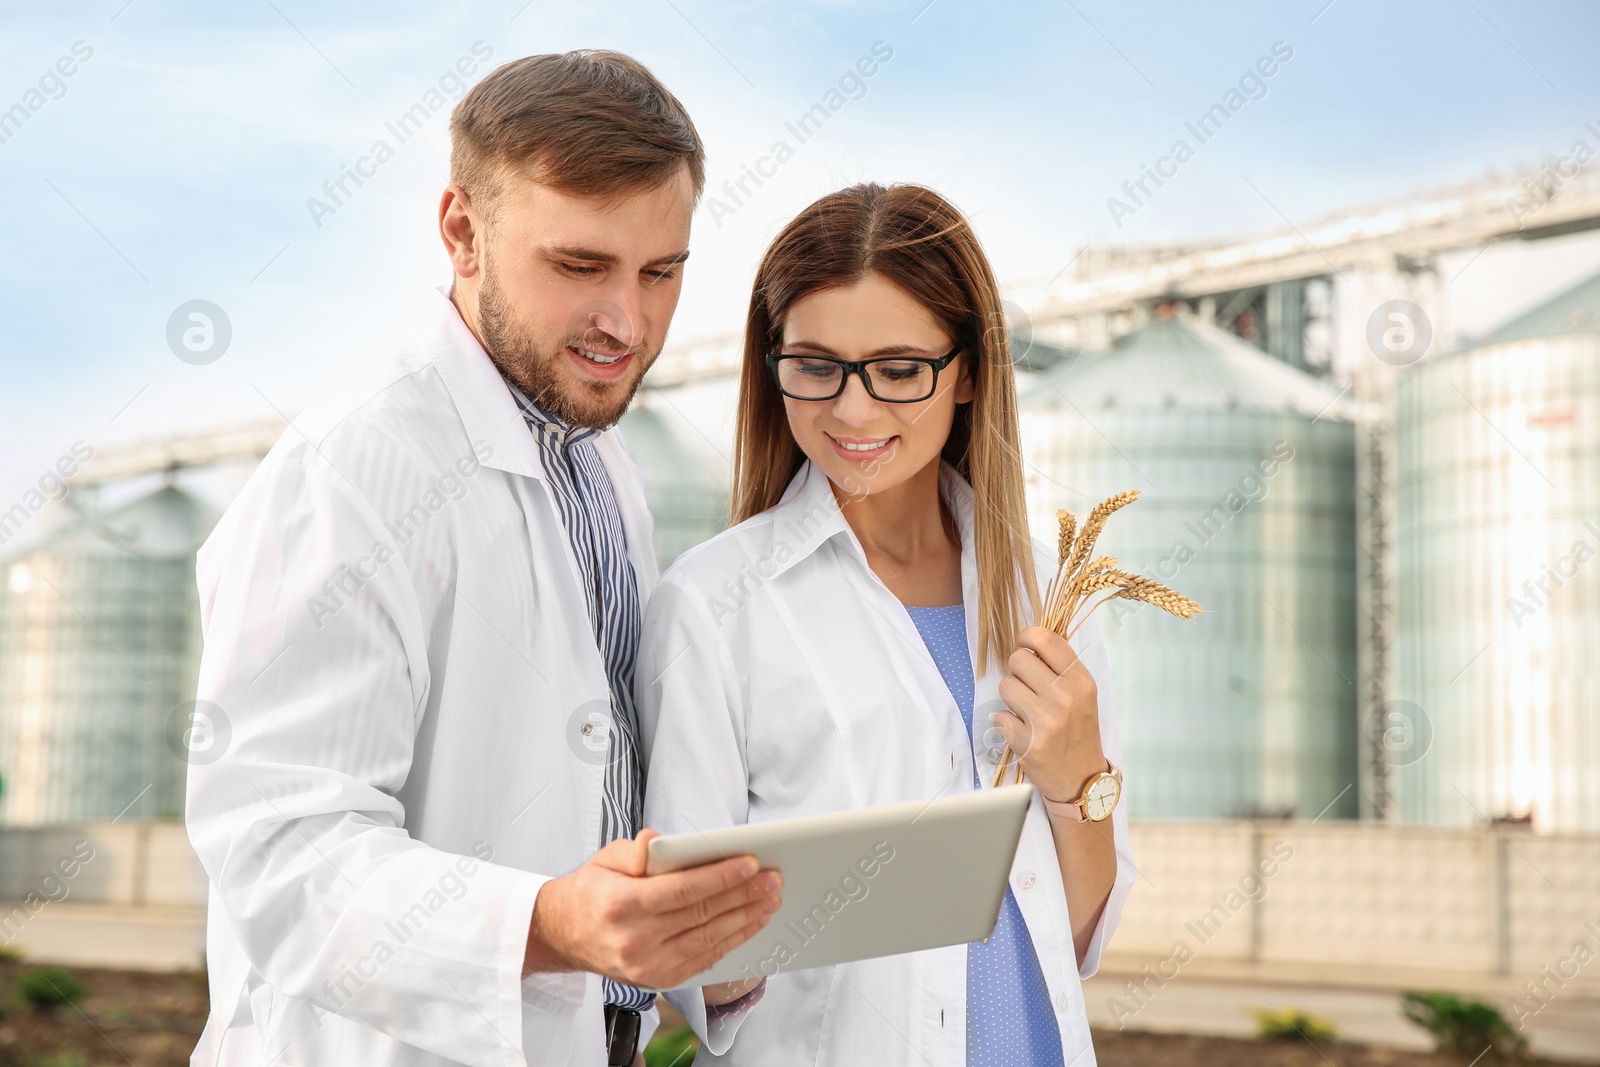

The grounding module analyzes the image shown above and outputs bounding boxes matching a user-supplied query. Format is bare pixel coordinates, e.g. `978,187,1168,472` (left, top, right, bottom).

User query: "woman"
635,183,1134,1066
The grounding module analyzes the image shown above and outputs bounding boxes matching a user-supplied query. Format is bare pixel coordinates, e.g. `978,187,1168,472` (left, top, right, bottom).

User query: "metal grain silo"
1393,269,1600,832
618,396,730,568
1021,311,1359,819
0,486,212,825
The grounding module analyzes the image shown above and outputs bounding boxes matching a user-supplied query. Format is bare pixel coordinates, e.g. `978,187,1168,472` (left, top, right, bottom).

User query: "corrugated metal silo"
1021,311,1359,819
1394,268,1600,832
0,486,213,825
618,396,730,568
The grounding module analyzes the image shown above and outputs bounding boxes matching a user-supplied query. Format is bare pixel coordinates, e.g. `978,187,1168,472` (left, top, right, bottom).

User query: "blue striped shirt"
508,384,653,1013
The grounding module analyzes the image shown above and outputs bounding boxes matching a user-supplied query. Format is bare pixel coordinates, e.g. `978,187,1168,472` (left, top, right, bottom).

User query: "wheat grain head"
1064,490,1140,578
1056,509,1076,566
1113,573,1204,619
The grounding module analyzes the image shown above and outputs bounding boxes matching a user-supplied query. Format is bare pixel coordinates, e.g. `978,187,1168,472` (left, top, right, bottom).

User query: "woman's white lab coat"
186,288,658,1066
636,460,1136,1066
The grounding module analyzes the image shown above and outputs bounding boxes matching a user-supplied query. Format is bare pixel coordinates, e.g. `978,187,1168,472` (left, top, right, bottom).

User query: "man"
186,51,782,1067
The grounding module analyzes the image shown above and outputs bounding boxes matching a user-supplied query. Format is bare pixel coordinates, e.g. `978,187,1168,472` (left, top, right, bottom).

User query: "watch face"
1084,774,1120,821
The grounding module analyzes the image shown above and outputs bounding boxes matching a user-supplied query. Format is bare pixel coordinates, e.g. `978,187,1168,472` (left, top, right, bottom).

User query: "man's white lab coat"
186,287,658,1066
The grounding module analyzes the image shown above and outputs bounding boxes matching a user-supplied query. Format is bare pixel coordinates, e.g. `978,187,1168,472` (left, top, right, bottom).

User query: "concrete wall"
1107,821,1600,997
1,820,207,907
3,818,1599,994
1,820,208,969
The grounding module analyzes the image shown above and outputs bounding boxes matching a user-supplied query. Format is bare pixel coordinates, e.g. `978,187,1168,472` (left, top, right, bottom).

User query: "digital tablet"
644,784,1034,989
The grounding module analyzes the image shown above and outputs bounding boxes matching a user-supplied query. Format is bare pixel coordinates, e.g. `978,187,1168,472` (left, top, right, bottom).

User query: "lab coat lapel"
943,466,1005,774
420,284,594,634
419,285,623,821
420,284,658,596
778,462,976,784
417,286,543,481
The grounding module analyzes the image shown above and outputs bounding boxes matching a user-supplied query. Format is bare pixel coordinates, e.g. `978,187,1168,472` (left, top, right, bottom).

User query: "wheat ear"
1055,509,1076,566
1062,490,1139,581
992,488,1203,790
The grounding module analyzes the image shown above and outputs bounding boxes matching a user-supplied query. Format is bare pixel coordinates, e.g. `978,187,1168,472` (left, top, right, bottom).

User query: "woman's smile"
779,273,967,499
825,432,899,462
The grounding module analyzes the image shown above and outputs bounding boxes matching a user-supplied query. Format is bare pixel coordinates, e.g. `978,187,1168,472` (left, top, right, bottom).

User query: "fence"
1106,821,1600,996
3,818,1599,995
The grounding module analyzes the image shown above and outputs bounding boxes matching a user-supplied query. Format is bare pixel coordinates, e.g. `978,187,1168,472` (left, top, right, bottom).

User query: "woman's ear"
954,352,977,404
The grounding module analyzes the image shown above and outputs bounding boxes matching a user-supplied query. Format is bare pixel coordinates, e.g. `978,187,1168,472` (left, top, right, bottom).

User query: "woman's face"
778,272,973,501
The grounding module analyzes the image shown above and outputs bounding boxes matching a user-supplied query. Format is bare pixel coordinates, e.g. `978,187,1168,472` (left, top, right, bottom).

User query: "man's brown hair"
450,50,704,222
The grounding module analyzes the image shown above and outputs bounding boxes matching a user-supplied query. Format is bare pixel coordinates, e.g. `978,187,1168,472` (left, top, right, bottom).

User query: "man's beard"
477,265,651,431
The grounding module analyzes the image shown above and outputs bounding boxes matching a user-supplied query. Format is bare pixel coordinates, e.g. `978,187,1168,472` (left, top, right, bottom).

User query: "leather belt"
604,1004,641,1066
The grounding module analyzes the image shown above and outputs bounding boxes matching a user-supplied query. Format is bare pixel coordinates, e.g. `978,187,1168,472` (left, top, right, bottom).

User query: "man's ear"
439,183,483,281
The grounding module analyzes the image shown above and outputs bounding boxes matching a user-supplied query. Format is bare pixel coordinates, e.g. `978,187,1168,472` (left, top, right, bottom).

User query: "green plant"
18,966,86,1011
33,1054,90,1067
1401,991,1528,1064
0,943,23,962
644,1023,698,1067
1252,1006,1337,1042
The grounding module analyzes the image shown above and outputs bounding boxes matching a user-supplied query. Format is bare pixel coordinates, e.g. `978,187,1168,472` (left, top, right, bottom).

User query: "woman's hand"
994,625,1109,803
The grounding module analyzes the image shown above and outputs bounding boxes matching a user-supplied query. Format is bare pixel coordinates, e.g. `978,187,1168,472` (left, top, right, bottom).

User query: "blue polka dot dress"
906,605,1066,1067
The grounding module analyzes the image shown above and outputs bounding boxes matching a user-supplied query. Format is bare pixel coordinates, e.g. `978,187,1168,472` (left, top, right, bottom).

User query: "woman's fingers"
1016,625,1081,676
1006,645,1060,695
998,629,1098,771
991,697,1032,755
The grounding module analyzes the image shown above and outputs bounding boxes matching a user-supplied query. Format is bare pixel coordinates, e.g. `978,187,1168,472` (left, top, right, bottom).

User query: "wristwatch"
1042,763,1122,822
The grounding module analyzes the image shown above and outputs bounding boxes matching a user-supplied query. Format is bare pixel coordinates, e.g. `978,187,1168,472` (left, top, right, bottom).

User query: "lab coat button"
581,722,595,736
1019,871,1036,890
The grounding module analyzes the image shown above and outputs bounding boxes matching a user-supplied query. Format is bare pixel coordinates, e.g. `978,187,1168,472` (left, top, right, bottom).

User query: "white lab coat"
636,460,1135,1066
186,287,659,1067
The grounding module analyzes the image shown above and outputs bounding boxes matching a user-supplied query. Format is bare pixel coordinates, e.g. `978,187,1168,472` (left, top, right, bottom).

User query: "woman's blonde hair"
730,182,1039,669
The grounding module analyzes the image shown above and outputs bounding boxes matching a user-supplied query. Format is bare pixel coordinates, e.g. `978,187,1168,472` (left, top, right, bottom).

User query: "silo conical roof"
1479,264,1600,345
1023,314,1352,420
4,486,215,564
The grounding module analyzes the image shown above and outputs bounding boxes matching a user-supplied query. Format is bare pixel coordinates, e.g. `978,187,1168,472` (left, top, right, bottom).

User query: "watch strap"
1041,793,1085,821
1042,762,1122,821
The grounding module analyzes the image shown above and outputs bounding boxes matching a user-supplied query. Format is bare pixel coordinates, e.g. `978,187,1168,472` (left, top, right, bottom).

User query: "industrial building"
1394,267,1600,831
0,485,213,825
1020,311,1358,820
0,402,727,825
614,397,730,569
1,165,1598,835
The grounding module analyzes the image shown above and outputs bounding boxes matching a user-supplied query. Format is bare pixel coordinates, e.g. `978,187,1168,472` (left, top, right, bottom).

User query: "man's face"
462,167,694,429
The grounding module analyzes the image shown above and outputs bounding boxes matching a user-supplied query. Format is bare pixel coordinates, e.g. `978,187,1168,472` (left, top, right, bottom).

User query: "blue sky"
3,0,1600,516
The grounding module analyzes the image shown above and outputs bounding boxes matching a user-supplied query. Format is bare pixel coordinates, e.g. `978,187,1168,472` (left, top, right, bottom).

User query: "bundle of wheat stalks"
991,489,1204,788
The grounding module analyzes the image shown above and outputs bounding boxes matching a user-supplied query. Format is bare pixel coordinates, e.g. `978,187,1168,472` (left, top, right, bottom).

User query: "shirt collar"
763,459,978,582
504,379,600,450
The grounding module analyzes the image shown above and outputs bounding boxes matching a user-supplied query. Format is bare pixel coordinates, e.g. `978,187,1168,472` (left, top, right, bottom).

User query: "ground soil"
0,957,208,1067
0,959,1575,1066
1092,1027,1526,1067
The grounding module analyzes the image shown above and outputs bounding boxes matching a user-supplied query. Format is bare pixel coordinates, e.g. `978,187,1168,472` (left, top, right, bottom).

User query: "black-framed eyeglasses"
765,345,962,403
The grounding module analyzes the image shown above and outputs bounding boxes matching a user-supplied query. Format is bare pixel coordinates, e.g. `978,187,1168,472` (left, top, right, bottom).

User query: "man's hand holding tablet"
524,829,784,990
643,785,1033,990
